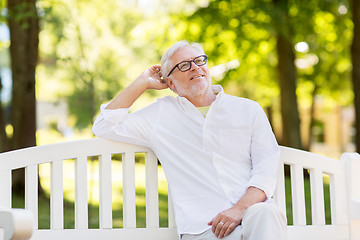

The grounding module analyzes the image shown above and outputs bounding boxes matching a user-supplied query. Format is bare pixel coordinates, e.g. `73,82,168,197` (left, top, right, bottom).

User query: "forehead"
170,47,203,64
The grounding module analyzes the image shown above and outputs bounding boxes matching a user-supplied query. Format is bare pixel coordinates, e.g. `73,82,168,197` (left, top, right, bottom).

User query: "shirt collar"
176,85,225,121
212,85,225,103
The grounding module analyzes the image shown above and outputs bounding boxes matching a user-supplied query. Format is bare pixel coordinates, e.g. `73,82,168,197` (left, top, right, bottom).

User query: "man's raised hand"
138,65,168,90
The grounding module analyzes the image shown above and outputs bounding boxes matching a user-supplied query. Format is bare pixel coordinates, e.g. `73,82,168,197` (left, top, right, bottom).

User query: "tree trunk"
0,77,11,152
265,106,273,130
273,0,302,149
305,83,318,151
352,0,360,153
8,0,39,192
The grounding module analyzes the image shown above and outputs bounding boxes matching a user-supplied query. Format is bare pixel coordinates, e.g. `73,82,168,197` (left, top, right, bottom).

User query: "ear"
166,76,176,92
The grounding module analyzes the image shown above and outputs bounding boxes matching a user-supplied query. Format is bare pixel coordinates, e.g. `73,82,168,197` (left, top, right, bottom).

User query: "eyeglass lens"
167,55,207,77
178,55,207,71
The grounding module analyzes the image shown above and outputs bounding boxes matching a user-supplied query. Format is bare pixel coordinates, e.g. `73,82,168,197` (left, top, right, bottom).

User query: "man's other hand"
207,205,245,239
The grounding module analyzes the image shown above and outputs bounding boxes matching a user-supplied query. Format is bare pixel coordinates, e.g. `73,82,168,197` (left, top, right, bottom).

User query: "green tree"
175,0,301,147
170,0,353,151
7,0,39,190
8,0,38,150
290,1,353,150
38,0,164,130
0,0,10,152
272,0,302,149
35,0,355,153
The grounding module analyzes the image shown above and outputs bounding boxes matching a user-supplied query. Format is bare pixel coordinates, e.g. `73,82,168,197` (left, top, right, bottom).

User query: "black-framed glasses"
167,55,207,77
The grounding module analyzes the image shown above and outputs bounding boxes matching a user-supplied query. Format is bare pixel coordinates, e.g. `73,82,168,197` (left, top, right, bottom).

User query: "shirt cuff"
247,175,276,201
100,103,130,124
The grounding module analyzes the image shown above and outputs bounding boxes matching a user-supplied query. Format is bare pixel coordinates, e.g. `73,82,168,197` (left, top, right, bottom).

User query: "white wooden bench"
0,138,359,240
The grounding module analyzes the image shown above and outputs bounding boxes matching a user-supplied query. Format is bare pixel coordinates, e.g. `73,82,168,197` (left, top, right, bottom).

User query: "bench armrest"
0,208,34,240
350,199,360,220
341,153,360,222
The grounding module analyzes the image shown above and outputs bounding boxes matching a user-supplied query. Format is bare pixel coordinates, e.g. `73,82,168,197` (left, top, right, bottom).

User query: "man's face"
165,47,211,98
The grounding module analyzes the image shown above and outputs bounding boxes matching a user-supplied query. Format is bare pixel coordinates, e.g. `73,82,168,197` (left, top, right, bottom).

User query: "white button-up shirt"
92,85,280,235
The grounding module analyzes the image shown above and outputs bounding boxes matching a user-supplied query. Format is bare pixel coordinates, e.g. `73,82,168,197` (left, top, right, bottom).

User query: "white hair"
161,40,205,78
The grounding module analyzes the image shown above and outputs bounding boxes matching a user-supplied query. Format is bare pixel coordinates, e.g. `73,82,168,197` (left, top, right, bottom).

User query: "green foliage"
37,0,164,129
161,0,353,111
32,0,355,130
171,0,279,107
289,0,353,107
0,0,6,23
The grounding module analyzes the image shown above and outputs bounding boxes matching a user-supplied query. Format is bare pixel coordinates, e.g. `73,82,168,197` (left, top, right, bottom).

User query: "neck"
185,90,217,107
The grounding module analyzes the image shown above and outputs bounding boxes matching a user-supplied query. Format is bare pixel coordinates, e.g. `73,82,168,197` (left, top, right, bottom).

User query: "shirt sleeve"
92,101,162,148
246,103,280,201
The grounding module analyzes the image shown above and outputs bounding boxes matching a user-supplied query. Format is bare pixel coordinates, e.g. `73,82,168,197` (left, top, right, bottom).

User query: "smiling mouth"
190,74,205,80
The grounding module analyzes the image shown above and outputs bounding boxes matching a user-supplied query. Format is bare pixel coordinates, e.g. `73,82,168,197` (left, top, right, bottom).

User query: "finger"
149,79,168,90
208,215,216,226
218,221,231,239
151,64,161,69
151,65,161,73
223,222,237,237
214,221,225,237
211,218,220,233
153,67,163,81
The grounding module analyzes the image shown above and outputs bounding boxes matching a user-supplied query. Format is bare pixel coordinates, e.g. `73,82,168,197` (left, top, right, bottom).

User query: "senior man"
92,41,287,240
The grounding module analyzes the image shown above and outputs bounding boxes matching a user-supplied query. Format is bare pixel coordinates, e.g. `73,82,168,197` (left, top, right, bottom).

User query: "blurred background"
1,0,359,157
2,0,359,228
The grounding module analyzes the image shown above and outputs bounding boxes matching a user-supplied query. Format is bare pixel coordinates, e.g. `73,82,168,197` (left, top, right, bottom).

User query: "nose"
190,61,200,71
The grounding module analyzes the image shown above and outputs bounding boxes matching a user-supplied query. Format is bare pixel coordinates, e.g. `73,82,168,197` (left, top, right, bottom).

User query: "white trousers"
181,202,287,240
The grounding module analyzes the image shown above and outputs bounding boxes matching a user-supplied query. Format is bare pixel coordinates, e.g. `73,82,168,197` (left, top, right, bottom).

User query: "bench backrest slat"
274,163,286,216
122,152,137,228
0,170,11,208
145,151,159,228
342,153,360,239
75,156,88,229
99,153,113,229
25,165,38,229
168,189,176,228
50,160,64,230
290,163,307,225
309,168,325,225
343,153,360,200
329,169,349,225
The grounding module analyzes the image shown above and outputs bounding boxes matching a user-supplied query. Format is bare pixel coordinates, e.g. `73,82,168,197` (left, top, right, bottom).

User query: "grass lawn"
12,160,332,228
